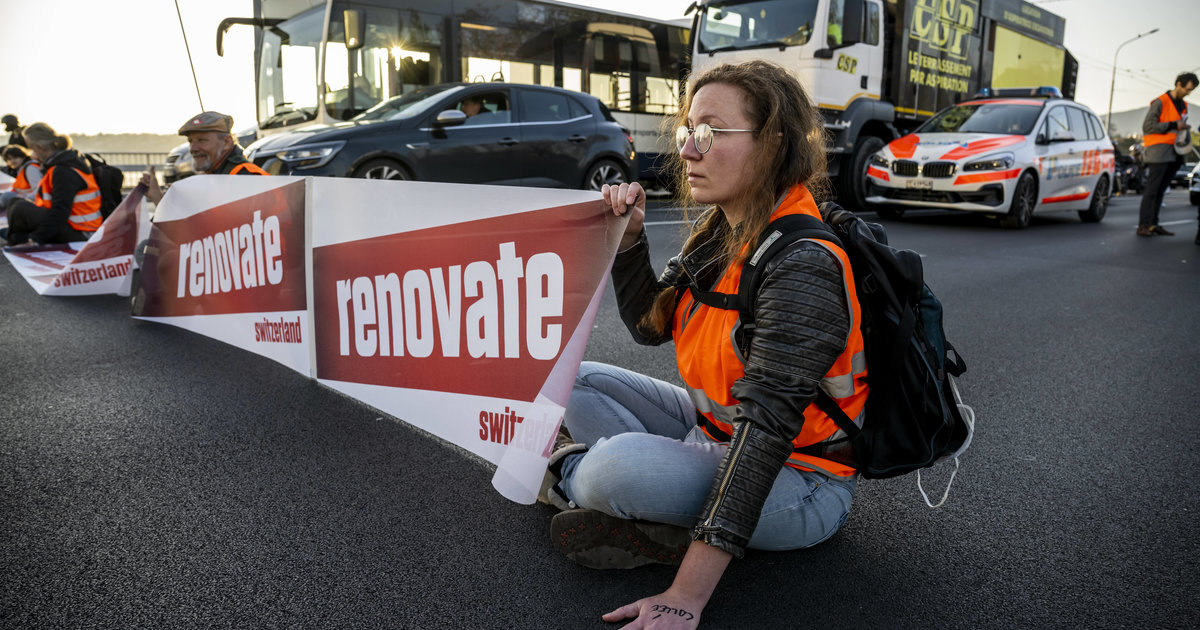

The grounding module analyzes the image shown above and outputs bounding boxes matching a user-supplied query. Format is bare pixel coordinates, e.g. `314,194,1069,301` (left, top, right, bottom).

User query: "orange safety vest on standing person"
34,165,103,232
1144,93,1187,148
12,159,40,196
674,184,869,478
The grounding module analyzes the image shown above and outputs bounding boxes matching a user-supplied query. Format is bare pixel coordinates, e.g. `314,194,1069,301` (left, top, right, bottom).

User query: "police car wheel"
1079,175,1109,223
1001,171,1036,229
874,205,905,220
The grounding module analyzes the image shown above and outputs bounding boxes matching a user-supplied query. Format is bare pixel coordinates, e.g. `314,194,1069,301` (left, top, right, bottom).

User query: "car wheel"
1078,175,1109,223
875,205,905,220
1000,171,1036,229
354,158,411,181
583,159,627,191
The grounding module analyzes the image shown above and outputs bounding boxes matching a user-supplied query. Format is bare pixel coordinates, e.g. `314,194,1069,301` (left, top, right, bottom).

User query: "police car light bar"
974,86,1064,99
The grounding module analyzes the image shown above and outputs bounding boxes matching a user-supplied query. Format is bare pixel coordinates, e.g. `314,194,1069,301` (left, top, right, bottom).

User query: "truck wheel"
1078,175,1109,223
837,136,886,211
1000,171,1037,229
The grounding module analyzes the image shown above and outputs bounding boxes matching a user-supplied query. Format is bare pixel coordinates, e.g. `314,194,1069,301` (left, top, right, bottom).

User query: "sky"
0,0,1196,136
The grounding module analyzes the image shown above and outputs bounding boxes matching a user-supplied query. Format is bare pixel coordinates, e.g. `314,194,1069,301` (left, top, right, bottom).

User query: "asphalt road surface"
3,189,1198,629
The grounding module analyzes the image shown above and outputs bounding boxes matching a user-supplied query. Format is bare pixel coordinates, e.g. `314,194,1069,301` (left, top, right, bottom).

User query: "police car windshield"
353,84,465,122
918,102,1044,135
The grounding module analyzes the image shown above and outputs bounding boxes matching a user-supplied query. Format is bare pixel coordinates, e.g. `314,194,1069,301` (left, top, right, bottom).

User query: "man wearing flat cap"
142,110,267,204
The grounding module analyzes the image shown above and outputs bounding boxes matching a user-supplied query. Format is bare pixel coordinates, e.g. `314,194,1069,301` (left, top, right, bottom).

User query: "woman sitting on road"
539,59,868,627
0,143,43,218
4,123,103,246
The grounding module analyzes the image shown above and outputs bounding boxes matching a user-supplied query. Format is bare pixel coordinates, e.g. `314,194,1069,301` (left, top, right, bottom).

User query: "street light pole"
1106,28,1160,134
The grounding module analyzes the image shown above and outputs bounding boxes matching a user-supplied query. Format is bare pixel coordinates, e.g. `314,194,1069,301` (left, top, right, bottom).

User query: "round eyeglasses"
675,123,758,154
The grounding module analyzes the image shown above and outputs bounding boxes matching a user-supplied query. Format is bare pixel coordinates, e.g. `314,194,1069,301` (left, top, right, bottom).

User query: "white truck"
687,0,1077,209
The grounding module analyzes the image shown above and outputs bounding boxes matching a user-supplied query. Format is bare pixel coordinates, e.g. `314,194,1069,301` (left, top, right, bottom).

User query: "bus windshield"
697,0,819,53
917,102,1045,135
256,7,324,130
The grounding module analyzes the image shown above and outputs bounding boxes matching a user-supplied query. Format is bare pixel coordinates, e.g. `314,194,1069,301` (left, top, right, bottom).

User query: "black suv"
245,83,635,190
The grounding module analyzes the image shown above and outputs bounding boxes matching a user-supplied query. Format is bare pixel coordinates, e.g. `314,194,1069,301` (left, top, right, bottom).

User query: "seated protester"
0,144,42,211
5,123,102,246
141,110,267,205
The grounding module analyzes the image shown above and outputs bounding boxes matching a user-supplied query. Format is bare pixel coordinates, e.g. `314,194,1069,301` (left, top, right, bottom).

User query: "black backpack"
85,153,124,219
689,202,974,505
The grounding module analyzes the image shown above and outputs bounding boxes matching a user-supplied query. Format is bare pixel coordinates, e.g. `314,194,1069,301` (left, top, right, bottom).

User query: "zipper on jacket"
698,423,751,532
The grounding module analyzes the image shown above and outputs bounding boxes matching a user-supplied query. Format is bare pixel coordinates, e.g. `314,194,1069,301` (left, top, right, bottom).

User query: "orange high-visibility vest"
1144,93,1187,148
673,184,869,477
12,159,40,195
34,165,103,232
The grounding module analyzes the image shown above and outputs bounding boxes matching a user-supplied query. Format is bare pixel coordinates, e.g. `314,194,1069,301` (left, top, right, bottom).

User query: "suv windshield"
352,84,464,122
918,102,1045,135
697,0,819,52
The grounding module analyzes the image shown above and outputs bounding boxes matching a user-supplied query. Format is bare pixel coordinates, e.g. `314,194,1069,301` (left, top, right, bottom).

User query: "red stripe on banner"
72,186,144,263
953,168,1021,185
134,180,307,316
1041,192,1090,204
939,135,1025,161
867,166,890,181
312,200,611,402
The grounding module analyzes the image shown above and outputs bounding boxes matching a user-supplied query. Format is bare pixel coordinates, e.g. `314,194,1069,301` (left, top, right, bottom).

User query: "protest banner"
2,185,148,296
308,178,626,503
128,175,624,502
132,175,311,376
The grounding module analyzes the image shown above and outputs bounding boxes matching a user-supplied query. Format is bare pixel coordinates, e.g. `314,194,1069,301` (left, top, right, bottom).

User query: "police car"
865,87,1115,229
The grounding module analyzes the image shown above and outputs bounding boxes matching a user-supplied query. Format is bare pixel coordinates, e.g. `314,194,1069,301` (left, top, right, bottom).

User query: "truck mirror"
841,0,865,47
344,10,365,50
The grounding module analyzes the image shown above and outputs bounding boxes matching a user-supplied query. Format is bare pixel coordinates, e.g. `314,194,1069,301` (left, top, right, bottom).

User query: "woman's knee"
566,433,670,515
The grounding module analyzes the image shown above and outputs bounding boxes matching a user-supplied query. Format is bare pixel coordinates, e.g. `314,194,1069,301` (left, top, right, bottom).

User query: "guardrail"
89,152,170,190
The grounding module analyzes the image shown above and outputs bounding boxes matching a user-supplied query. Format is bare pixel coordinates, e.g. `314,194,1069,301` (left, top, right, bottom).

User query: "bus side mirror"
344,10,365,50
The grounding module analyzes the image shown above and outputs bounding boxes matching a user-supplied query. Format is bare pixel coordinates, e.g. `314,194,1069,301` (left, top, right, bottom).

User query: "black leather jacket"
611,223,851,558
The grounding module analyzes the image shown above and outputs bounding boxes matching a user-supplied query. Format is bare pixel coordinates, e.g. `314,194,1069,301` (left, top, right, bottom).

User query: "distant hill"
68,133,182,154
1106,99,1198,139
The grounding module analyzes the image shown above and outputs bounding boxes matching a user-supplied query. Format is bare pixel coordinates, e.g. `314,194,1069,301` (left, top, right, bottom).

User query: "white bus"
218,0,689,183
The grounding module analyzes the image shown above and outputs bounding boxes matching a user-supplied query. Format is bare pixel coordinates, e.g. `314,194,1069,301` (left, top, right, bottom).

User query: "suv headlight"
274,141,346,170
869,153,890,169
964,153,1015,171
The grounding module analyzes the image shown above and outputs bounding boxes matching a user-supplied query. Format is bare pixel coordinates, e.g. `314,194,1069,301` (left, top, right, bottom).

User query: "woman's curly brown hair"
639,60,829,335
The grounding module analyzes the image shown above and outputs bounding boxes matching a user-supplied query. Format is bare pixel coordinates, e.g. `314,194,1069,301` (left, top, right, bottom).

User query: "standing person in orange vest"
141,111,267,205
538,61,866,628
4,123,102,246
1137,72,1196,237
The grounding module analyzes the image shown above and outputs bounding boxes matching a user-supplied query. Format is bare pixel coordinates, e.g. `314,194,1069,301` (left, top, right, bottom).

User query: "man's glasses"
675,123,758,154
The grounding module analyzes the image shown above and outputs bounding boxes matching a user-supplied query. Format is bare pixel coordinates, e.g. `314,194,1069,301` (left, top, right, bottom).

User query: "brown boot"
1136,226,1155,236
1151,225,1175,236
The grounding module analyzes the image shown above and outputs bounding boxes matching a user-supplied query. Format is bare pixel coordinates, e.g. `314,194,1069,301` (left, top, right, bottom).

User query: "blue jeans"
558,361,856,551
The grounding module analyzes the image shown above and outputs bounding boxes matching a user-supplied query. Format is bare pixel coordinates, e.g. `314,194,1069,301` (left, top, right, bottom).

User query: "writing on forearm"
650,604,695,621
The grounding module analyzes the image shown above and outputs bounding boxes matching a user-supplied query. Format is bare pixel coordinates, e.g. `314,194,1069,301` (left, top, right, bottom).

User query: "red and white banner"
130,175,625,502
132,175,311,376
309,178,625,502
2,185,149,295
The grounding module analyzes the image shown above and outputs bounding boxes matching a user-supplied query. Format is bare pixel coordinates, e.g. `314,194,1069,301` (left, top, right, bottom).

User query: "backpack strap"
687,214,843,328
